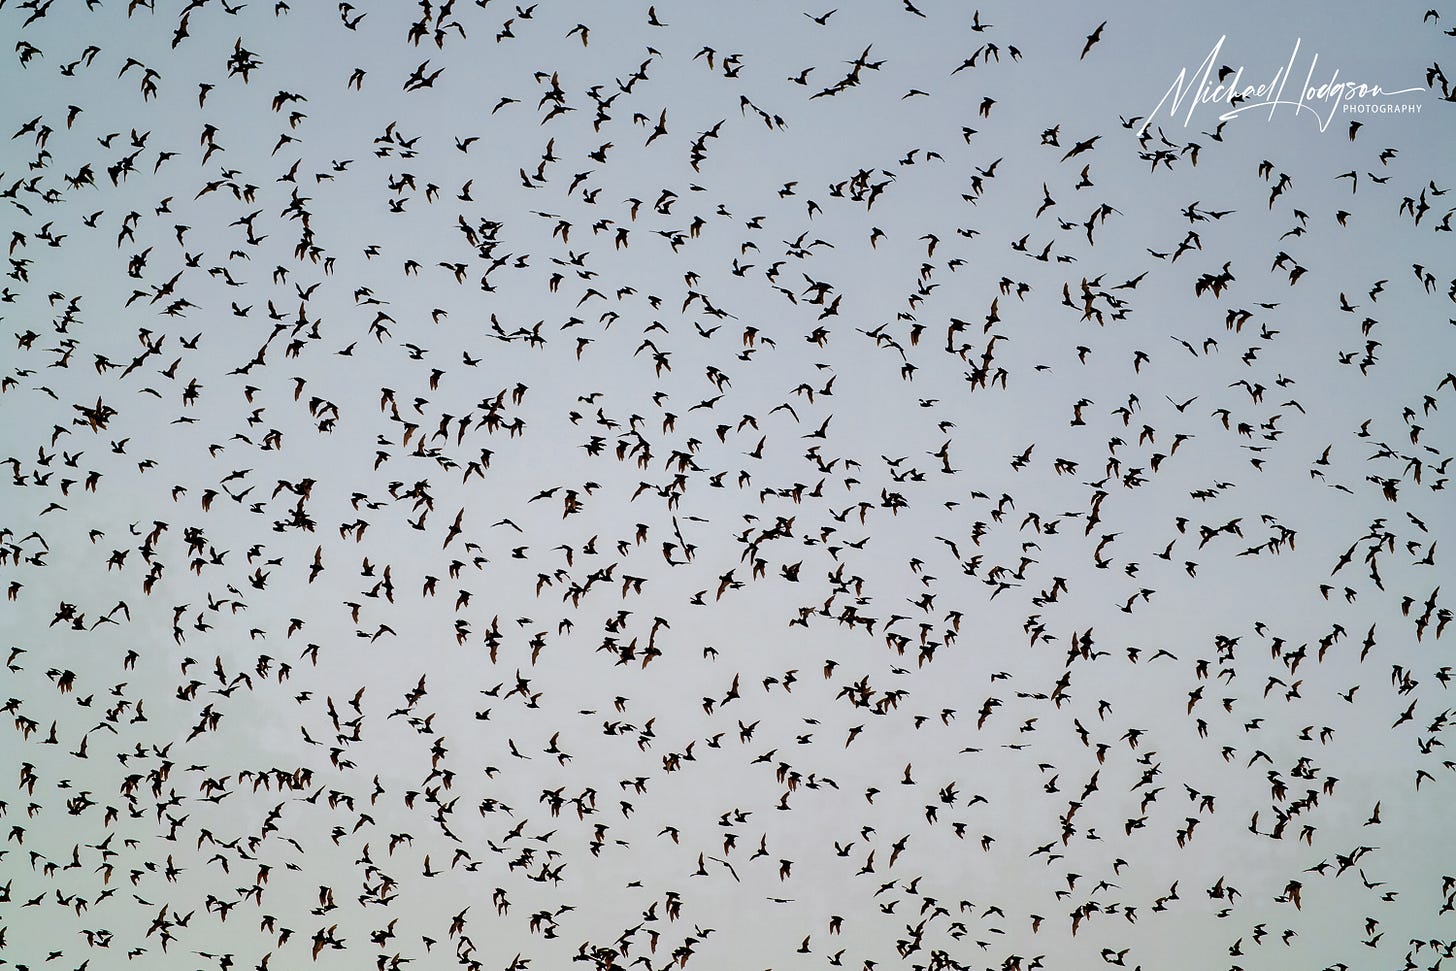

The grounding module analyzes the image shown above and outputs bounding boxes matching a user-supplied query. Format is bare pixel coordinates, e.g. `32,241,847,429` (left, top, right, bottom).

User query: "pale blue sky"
1,2,1453,970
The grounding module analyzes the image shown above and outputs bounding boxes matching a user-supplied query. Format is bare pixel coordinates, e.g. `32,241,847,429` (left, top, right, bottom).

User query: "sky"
1,1,1454,970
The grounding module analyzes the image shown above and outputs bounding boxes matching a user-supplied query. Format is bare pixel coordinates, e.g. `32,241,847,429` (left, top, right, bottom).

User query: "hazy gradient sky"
1,2,1454,970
